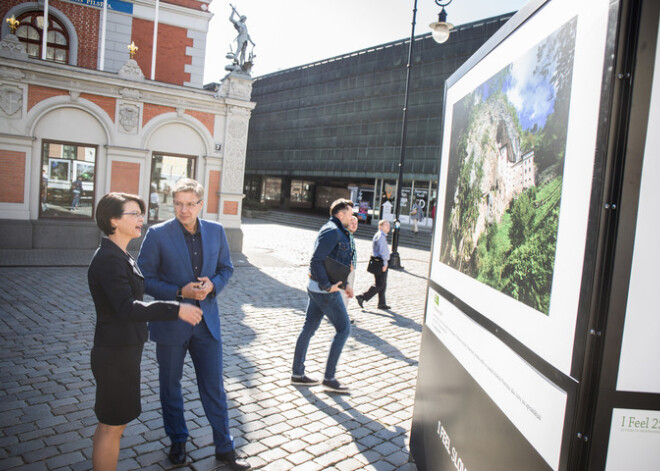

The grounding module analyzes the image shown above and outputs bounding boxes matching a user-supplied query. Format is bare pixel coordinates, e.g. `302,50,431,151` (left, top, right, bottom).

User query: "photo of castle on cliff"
439,17,577,315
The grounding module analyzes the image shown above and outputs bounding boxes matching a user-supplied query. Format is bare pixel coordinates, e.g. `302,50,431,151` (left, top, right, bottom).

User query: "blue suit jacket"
137,218,234,344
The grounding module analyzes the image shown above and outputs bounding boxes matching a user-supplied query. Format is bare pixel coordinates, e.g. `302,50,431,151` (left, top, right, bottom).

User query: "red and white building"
0,0,254,251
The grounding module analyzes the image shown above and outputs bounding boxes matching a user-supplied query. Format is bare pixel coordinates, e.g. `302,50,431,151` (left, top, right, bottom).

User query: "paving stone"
0,221,429,470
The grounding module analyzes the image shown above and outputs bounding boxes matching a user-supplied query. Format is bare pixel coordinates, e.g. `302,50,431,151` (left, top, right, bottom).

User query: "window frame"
40,139,98,220
15,11,69,63
149,152,198,224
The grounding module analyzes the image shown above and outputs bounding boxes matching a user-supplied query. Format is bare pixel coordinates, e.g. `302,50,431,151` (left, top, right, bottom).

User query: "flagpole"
151,0,159,80
41,0,49,60
99,0,108,70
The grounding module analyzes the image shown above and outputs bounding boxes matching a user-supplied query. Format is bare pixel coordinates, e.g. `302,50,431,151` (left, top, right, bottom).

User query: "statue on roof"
226,4,255,75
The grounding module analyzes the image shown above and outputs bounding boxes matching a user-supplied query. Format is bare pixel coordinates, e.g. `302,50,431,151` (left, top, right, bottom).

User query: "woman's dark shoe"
216,449,251,470
168,441,186,465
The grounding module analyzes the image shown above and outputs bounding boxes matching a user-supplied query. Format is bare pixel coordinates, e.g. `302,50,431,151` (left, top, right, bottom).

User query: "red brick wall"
162,0,203,9
1,0,99,69
185,110,215,135
0,150,26,203
131,18,192,86
80,93,116,123
142,103,176,128
223,201,238,216
110,161,140,195
28,85,68,111
207,170,220,213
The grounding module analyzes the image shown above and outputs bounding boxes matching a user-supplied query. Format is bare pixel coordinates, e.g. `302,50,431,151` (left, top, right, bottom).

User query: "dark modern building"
244,13,513,227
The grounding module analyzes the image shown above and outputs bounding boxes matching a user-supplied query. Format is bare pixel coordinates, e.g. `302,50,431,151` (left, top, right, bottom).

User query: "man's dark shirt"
179,219,203,280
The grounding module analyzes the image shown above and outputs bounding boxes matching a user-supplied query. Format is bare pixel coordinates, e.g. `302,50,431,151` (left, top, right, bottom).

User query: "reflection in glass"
40,141,96,219
150,154,196,223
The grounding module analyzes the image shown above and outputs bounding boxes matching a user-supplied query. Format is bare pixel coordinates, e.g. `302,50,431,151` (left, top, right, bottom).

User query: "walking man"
292,198,355,393
137,179,251,470
356,220,391,310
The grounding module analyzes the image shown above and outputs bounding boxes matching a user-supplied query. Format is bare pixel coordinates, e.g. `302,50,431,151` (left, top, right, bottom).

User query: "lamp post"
389,0,454,270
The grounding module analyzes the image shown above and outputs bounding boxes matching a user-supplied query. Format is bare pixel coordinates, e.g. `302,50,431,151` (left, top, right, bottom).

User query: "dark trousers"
362,269,388,306
156,320,234,454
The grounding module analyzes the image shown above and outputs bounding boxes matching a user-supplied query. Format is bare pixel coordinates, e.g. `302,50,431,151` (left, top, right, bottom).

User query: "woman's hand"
178,303,203,326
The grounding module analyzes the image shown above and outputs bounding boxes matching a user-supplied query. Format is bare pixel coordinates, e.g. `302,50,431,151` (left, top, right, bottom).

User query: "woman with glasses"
88,193,203,470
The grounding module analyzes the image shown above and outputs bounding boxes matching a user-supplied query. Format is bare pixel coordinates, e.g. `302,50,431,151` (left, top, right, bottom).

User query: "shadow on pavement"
296,388,412,470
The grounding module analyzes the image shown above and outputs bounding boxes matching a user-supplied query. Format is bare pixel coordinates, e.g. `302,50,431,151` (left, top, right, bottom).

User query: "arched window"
15,11,69,63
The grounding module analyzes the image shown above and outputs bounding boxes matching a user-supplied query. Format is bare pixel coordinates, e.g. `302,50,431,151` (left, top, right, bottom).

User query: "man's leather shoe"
378,304,391,310
216,449,251,470
168,441,186,465
356,295,364,308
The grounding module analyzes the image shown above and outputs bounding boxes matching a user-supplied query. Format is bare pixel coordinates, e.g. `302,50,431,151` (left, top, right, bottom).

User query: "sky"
203,0,531,83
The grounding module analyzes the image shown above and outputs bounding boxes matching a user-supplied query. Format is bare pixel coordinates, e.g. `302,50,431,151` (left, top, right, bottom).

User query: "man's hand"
178,304,203,326
345,285,354,298
181,279,212,302
382,265,388,272
197,277,214,298
327,281,342,293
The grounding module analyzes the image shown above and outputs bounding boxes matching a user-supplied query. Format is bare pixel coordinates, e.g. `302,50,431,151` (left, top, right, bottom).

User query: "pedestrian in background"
341,216,358,309
88,193,202,471
356,220,391,310
138,179,251,470
292,198,354,393
70,175,83,211
411,200,424,234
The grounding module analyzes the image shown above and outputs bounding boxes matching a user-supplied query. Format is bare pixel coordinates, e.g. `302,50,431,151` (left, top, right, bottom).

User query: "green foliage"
473,178,561,314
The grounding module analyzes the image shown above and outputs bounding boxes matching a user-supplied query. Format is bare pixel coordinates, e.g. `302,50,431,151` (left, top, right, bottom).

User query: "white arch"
26,95,114,142
141,112,214,156
2,3,79,66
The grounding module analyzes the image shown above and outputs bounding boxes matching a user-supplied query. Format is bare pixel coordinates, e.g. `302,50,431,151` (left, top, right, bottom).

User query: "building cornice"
2,57,255,114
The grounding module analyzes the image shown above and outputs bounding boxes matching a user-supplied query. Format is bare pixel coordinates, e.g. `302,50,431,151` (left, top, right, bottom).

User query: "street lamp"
389,0,454,269
429,0,455,44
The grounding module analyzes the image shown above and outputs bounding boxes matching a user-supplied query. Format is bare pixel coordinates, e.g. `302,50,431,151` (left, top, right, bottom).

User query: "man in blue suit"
138,178,250,470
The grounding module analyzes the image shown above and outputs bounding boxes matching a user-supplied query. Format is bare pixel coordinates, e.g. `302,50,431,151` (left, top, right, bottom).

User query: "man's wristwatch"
176,288,183,301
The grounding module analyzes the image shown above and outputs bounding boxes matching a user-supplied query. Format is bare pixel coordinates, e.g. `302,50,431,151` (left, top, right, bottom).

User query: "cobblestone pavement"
0,219,431,470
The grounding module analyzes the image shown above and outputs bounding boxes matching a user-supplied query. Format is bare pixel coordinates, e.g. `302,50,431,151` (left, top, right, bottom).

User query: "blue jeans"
156,320,234,453
292,290,351,380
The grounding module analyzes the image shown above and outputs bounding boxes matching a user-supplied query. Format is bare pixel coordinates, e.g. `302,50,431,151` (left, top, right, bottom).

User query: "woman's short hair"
172,178,204,200
96,193,145,236
329,198,354,216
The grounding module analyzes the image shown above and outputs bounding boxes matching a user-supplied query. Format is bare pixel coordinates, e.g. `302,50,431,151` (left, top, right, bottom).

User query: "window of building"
261,177,282,206
290,180,315,208
150,153,196,223
15,12,69,63
40,140,96,219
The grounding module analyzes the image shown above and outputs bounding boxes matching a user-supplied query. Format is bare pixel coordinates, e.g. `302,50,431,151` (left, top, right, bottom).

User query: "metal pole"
41,0,49,61
389,0,417,270
151,0,159,80
99,0,108,70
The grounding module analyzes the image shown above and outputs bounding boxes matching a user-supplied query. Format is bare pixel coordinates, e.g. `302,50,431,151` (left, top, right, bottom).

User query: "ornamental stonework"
0,84,23,118
118,104,140,134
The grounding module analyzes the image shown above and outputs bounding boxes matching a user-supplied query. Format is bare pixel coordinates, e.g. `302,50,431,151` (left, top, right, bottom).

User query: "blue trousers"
156,320,234,453
292,290,351,381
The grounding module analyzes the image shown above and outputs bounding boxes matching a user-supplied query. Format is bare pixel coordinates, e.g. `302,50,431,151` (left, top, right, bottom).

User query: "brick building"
0,0,254,251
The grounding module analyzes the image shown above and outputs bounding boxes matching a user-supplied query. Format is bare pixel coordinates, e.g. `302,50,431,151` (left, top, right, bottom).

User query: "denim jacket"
309,216,353,291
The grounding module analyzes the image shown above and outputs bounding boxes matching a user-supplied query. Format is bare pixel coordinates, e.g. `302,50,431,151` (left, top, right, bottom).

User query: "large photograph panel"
429,0,611,375
440,18,576,315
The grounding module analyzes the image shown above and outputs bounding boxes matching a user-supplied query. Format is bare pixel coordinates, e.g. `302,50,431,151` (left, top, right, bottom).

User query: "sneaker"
323,378,350,393
291,375,320,386
356,295,364,308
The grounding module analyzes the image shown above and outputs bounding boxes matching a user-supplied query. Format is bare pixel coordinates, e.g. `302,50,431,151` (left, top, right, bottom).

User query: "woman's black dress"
88,238,179,426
